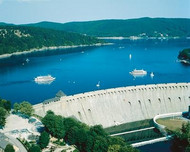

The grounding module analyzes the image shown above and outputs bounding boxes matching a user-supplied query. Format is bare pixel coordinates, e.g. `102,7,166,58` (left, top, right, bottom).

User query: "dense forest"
0,25,102,55
27,18,190,37
41,111,139,152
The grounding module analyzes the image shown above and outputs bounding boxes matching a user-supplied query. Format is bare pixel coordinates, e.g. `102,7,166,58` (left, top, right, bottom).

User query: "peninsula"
0,25,103,58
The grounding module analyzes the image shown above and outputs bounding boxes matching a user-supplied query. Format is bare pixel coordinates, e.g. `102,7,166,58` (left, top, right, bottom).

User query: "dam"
33,83,190,128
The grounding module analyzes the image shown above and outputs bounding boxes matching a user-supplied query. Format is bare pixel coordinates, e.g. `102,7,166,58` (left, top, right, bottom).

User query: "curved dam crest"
33,83,190,128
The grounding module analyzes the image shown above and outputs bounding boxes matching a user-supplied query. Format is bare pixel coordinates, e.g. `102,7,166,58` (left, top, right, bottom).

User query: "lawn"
156,117,187,131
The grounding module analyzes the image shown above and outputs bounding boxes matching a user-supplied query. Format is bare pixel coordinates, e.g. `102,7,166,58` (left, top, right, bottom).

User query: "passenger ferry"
129,69,147,76
34,75,55,83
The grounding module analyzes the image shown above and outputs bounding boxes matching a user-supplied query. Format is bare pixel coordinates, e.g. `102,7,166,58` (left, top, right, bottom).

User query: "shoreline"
178,59,190,65
0,43,112,59
97,36,187,40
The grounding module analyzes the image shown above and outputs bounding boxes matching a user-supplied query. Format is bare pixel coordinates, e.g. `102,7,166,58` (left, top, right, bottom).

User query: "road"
5,134,27,152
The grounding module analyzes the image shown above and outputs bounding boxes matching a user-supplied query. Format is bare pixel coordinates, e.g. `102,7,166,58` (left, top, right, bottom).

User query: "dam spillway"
33,83,190,128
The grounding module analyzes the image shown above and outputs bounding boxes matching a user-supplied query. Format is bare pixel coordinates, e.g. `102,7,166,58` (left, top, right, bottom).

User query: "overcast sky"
0,0,189,24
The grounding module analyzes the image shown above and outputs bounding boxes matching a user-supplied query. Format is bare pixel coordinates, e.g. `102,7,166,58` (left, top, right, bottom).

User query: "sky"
0,0,189,24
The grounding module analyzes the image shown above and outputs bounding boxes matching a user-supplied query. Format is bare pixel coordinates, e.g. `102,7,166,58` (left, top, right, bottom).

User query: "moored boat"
129,69,147,76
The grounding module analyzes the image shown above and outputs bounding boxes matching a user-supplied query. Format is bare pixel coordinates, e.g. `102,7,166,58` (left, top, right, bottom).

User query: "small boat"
34,75,55,84
129,69,147,76
150,72,154,77
96,81,100,87
129,54,132,59
26,58,30,63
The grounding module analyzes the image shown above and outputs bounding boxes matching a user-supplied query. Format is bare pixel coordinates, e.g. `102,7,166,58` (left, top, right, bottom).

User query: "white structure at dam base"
33,83,190,128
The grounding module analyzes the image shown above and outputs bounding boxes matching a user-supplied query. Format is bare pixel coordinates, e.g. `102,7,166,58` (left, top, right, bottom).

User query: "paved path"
5,134,27,152
110,127,155,136
132,137,168,147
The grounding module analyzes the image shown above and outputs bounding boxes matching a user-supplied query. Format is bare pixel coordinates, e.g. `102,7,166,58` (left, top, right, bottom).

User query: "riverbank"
0,43,112,59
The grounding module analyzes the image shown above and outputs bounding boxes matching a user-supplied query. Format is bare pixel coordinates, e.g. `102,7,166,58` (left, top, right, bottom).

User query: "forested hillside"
178,48,190,64
0,25,102,55
27,18,190,37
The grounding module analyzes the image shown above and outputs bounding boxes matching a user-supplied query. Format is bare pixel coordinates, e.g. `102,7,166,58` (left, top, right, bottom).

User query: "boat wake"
0,80,31,86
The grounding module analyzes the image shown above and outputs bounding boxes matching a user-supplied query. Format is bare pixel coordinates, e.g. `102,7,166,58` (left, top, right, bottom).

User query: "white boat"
129,69,147,76
34,75,55,84
26,58,30,63
129,54,132,59
96,81,100,87
150,72,154,77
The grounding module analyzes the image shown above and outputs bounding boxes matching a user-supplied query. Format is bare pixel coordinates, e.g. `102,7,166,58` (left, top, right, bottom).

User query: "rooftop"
43,90,66,104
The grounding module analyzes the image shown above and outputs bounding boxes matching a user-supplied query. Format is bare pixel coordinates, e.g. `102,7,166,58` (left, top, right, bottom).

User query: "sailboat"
96,81,100,87
129,54,132,60
150,72,154,78
26,58,30,63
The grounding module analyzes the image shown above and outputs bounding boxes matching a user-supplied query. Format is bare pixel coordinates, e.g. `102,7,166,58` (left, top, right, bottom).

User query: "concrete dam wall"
33,83,190,128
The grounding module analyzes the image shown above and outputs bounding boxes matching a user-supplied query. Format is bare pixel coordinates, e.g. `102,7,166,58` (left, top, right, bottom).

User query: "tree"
42,112,65,139
5,144,15,152
16,101,34,116
3,100,11,112
0,107,7,126
42,112,139,152
66,126,79,145
13,103,20,112
108,136,125,147
28,144,41,152
119,145,139,152
92,136,108,152
0,99,11,112
171,123,190,152
90,125,108,137
46,110,54,115
108,145,120,152
64,117,80,133
38,131,50,149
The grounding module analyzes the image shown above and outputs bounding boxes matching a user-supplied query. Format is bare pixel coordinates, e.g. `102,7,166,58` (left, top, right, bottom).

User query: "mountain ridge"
25,18,190,38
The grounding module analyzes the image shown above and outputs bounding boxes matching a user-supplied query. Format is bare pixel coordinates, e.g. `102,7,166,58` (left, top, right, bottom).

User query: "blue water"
0,39,190,104
138,141,172,152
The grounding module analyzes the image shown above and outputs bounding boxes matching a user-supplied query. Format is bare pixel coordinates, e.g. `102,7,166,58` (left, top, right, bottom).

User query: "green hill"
0,25,102,55
0,22,14,26
27,18,190,38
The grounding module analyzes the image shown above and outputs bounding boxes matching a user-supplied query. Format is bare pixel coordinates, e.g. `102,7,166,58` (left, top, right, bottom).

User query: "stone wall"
33,83,190,128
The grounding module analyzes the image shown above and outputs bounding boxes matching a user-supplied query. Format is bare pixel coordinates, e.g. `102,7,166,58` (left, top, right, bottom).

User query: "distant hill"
0,25,102,55
27,18,190,38
0,22,14,26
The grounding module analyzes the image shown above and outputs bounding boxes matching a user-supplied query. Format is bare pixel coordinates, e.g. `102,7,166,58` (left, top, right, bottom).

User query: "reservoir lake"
0,39,190,105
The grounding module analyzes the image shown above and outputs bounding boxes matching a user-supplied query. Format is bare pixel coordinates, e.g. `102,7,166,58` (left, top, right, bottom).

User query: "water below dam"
138,140,172,152
0,39,190,104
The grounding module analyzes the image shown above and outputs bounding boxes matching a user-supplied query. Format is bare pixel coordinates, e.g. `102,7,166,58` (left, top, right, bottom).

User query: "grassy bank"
105,119,154,135
118,128,163,144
